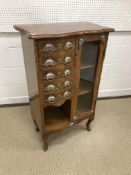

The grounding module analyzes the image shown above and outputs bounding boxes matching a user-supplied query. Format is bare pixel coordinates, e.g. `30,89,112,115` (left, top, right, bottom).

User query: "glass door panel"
77,41,100,113
80,41,99,66
77,93,92,112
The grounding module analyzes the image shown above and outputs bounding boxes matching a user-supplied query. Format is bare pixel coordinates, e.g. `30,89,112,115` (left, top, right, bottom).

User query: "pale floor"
0,98,131,175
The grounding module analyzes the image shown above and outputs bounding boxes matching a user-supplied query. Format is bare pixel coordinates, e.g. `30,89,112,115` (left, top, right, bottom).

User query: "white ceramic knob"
64,91,71,98
47,84,55,91
44,59,55,67
48,95,55,103
64,57,72,64
64,69,71,76
46,73,55,80
65,42,73,50
79,38,84,45
43,43,56,52
64,81,71,87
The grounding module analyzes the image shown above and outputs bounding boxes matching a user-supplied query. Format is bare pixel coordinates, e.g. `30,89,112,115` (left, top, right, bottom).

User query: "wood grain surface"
14,22,114,39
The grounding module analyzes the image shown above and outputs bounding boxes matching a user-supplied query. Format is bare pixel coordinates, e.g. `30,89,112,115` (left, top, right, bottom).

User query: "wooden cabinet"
14,22,114,151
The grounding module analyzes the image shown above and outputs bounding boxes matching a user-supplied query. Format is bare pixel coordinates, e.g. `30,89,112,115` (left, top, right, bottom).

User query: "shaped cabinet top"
14,22,114,39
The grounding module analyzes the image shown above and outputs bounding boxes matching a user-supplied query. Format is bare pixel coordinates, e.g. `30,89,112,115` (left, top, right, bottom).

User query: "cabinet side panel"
91,34,109,110
21,34,42,133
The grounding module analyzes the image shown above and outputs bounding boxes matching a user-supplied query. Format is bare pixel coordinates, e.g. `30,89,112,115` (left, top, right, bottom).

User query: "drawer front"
41,77,73,94
40,51,75,69
44,90,72,107
41,67,73,80
38,37,75,55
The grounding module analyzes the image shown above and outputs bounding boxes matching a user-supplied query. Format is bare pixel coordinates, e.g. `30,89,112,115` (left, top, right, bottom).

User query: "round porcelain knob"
48,95,55,103
47,84,55,91
43,43,56,52
79,38,84,45
44,59,55,67
64,57,72,64
65,42,73,50
64,91,71,98
64,69,71,76
46,73,55,80
64,81,71,87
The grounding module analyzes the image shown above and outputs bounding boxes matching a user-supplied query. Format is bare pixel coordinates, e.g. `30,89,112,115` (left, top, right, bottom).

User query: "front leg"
42,134,48,151
33,120,39,132
86,113,95,131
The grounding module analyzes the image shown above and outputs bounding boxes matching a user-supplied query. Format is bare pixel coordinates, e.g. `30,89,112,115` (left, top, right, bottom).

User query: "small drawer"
39,51,75,69
41,76,73,86
44,90,72,107
38,37,75,54
41,67,73,81
43,86,72,96
42,79,73,95
40,63,73,72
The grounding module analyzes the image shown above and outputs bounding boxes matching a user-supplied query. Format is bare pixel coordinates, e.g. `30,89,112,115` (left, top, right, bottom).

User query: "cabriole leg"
42,135,48,151
86,113,95,131
33,120,39,132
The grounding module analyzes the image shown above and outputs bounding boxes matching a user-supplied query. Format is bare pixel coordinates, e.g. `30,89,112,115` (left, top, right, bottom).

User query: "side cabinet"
14,22,114,151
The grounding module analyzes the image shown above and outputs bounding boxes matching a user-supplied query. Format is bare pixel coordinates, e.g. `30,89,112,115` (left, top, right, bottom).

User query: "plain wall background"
0,31,131,104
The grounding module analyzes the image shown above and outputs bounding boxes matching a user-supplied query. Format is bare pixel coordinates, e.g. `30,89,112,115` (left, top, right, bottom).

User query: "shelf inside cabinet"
80,64,94,70
78,79,93,95
44,106,70,133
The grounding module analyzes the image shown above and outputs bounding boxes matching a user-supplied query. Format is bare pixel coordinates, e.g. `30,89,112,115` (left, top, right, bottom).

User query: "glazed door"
72,34,107,119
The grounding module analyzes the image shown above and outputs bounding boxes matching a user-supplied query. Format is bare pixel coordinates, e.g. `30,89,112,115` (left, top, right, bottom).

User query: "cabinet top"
14,22,114,39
